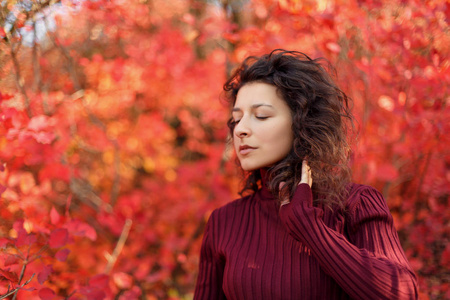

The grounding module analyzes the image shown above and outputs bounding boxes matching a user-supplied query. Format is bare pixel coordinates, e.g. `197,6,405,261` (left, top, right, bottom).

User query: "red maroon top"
194,182,418,299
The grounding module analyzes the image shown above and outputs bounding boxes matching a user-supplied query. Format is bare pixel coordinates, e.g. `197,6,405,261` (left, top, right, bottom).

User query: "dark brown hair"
223,49,354,209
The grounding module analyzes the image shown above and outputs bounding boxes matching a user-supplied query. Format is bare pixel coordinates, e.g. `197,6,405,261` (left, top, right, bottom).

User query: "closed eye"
256,116,268,120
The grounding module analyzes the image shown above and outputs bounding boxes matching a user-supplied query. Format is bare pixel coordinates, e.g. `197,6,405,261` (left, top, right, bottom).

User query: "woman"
194,50,418,299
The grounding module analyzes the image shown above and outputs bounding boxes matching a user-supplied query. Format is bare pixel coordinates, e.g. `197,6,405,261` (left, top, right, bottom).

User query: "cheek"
268,124,293,153
233,136,238,149
267,122,292,141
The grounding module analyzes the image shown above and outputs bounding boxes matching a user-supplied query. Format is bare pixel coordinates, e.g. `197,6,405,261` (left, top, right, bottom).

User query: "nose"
234,117,251,138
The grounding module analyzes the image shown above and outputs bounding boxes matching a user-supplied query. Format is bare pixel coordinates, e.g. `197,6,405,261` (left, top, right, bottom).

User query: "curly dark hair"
223,49,355,209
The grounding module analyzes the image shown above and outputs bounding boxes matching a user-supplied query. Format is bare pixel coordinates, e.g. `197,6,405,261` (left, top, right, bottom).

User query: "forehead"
234,82,285,109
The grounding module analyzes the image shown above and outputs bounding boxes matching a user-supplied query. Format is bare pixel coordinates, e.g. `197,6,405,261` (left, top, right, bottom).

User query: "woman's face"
232,82,294,171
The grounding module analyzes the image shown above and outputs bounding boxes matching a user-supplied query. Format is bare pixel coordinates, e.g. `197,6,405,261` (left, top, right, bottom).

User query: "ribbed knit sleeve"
194,210,227,300
279,184,418,300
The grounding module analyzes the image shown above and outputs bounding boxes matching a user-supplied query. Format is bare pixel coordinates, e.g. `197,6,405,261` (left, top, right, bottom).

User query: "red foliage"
0,0,448,299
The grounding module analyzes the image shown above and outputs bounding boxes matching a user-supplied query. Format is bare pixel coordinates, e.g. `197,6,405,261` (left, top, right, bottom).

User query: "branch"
69,177,112,213
43,18,81,90
104,219,132,273
0,0,64,117
0,273,35,300
111,139,121,206
45,18,122,206
11,264,26,300
3,23,32,117
32,18,42,94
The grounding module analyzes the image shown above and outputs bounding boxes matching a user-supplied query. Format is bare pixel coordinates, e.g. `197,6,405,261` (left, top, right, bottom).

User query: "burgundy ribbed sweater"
194,183,418,299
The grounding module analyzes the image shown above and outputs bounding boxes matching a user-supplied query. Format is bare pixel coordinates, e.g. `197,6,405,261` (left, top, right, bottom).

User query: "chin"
239,162,257,172
240,162,273,172
239,159,280,172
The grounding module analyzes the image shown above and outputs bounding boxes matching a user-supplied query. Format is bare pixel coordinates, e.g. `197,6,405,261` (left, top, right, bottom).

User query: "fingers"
300,160,312,187
279,161,312,208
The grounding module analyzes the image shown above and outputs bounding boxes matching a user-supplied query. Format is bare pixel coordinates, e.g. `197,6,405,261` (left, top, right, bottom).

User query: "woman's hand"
280,160,312,206
299,160,312,187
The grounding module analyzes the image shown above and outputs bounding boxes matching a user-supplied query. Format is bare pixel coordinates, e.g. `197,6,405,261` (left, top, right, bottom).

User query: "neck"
260,168,269,189
259,168,275,200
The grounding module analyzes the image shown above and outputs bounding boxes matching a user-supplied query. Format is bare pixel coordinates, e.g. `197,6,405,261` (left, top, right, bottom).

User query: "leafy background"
0,0,448,299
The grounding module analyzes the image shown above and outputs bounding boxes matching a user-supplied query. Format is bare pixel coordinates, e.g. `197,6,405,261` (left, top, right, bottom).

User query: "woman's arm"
194,210,227,300
279,183,418,300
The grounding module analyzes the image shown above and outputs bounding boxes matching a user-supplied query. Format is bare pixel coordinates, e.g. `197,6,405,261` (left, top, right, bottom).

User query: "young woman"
194,50,418,299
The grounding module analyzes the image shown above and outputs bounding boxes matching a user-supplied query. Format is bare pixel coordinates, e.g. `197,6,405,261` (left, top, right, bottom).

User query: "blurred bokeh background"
0,0,448,299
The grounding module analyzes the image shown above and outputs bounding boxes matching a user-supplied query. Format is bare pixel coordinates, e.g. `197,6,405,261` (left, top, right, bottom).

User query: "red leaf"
15,20,24,29
0,268,18,283
39,287,56,300
0,184,6,196
38,265,53,285
39,163,70,182
0,92,13,102
121,288,142,299
0,238,10,248
50,207,61,225
49,228,69,248
4,255,19,267
55,248,70,262
441,244,450,268
66,220,97,241
16,229,37,247
375,163,399,181
79,286,106,300
89,274,109,288
13,220,24,232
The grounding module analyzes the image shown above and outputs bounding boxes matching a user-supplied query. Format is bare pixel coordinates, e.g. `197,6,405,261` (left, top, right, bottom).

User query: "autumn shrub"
0,0,448,299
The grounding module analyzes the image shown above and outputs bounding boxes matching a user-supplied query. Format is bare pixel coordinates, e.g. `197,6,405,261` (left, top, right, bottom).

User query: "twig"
4,23,32,117
64,291,76,300
32,17,42,94
69,177,110,212
104,219,132,273
110,140,121,206
0,288,19,300
0,273,35,300
44,19,81,90
415,151,432,204
11,264,26,300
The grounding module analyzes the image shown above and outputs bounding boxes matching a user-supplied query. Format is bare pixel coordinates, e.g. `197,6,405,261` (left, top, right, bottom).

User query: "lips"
239,145,256,155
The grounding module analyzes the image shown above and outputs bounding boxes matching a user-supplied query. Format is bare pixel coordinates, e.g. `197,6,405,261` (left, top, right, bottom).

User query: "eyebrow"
232,104,274,112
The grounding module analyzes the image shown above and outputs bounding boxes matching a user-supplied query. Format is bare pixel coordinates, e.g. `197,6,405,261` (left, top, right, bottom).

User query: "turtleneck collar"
259,168,275,201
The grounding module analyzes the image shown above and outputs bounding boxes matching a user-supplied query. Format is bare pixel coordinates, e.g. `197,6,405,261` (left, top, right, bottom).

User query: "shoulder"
345,183,391,217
